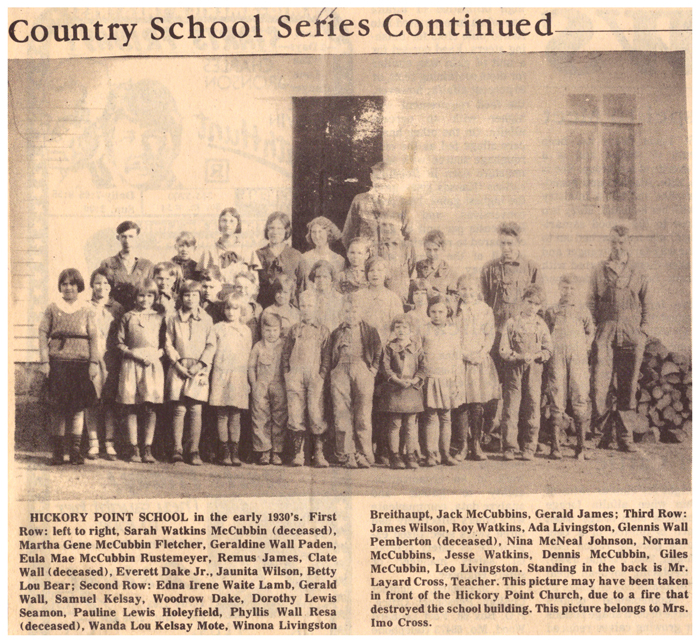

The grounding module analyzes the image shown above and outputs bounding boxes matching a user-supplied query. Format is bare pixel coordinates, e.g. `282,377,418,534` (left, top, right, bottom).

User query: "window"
565,93,637,219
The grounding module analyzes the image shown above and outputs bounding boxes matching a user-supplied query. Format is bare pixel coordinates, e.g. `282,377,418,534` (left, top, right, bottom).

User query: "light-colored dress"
358,287,404,345
209,322,252,408
315,289,344,333
198,237,261,286
117,309,165,405
455,300,501,404
420,323,464,409
164,308,215,402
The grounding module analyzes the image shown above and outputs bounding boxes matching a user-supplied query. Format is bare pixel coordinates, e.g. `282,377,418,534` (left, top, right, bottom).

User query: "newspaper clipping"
8,7,691,635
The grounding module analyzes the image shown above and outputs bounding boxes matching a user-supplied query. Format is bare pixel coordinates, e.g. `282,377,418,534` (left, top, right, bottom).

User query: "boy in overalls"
499,284,552,461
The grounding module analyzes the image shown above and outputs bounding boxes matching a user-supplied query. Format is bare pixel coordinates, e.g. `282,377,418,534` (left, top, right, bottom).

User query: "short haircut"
199,266,222,282
58,268,85,293
178,279,203,307
423,229,446,248
456,272,479,291
305,217,341,247
116,220,140,235
497,221,521,239
264,211,292,241
347,236,370,252
408,278,430,305
298,289,318,306
235,270,257,286
218,207,242,234
522,284,545,304
308,259,336,283
134,278,158,298
271,274,295,295
222,292,247,309
90,266,114,289
427,293,450,313
175,231,197,247
154,261,179,277
559,272,579,286
610,225,629,237
261,310,283,329
365,255,387,276
390,313,413,332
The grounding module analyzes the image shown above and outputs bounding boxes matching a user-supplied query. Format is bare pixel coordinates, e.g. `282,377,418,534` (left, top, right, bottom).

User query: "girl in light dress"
453,273,500,462
308,259,343,333
419,294,464,467
209,293,253,467
164,280,215,465
116,279,165,463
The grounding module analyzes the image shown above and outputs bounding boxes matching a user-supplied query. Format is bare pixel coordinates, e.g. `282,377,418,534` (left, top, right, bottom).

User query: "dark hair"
271,275,295,296
116,220,140,235
264,211,292,241
610,225,630,237
305,216,341,247
90,266,114,289
423,229,446,248
178,280,203,308
408,278,433,305
427,294,451,314
134,278,159,299
154,261,182,294
219,208,242,234
559,272,579,286
390,313,413,332
522,284,545,304
308,259,336,283
497,221,521,239
199,266,222,283
261,310,283,329
58,268,85,293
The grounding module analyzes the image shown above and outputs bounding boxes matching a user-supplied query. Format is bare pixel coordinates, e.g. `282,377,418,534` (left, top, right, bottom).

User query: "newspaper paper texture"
8,7,691,635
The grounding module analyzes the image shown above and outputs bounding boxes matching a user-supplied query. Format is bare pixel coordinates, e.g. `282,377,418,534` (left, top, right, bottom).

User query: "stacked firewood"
636,339,692,443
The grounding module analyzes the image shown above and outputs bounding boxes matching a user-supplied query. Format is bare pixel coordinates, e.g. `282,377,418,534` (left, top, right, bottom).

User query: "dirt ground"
13,438,691,502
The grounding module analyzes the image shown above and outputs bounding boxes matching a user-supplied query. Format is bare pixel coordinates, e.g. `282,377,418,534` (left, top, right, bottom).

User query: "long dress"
209,322,252,408
455,300,501,404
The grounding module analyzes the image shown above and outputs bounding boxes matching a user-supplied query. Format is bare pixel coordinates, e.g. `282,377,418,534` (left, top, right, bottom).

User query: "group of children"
39,211,594,469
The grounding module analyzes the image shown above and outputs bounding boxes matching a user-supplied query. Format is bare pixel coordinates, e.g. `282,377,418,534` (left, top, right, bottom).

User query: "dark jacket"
329,320,382,373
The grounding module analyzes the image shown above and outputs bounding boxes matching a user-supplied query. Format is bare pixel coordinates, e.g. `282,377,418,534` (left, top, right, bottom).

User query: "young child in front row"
210,293,252,467
164,280,215,465
116,279,165,463
453,273,501,462
264,275,300,338
153,261,181,316
420,295,464,466
499,284,552,461
378,314,425,469
544,273,594,460
248,312,287,466
329,293,382,468
282,289,331,467
172,231,199,281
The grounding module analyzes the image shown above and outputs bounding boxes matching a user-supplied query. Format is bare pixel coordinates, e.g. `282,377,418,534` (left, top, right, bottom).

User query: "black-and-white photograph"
10,49,690,501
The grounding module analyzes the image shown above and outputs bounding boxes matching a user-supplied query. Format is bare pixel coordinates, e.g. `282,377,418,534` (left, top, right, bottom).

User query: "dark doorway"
292,96,384,252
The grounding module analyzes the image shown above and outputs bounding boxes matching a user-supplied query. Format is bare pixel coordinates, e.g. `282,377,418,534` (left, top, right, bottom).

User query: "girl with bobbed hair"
255,211,305,309
198,207,261,287
39,268,99,465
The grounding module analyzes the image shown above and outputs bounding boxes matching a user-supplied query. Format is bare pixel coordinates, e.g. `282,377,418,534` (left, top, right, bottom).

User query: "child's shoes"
142,445,156,463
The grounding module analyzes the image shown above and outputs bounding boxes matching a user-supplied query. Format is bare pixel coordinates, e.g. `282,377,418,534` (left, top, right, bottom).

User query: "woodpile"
636,338,691,444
